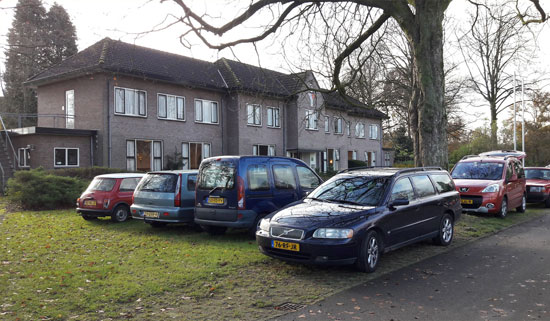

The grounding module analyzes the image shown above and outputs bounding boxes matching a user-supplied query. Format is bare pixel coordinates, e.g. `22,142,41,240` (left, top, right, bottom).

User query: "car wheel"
202,225,227,235
516,194,526,213
433,214,454,246
545,197,550,208
497,197,508,218
150,222,167,228
248,213,267,239
111,205,130,222
82,214,97,221
356,230,382,273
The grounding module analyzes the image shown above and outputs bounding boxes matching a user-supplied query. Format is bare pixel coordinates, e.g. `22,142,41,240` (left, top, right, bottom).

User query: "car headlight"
313,228,354,239
259,218,270,232
530,186,543,193
481,184,500,193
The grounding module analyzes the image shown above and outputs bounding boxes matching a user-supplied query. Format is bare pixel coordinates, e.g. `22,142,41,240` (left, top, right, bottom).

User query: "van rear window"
138,174,178,193
198,160,236,189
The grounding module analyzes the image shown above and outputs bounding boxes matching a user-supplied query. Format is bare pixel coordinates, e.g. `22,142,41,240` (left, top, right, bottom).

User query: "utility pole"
513,73,517,150
522,78,525,166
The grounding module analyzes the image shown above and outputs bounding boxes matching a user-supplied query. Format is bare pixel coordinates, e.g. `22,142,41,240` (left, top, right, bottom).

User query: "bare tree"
170,0,547,167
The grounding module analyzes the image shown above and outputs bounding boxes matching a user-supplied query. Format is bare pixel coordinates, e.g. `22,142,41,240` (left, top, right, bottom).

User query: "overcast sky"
0,0,549,130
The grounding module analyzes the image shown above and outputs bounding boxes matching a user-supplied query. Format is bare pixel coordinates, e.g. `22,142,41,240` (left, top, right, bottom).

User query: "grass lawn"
0,203,547,321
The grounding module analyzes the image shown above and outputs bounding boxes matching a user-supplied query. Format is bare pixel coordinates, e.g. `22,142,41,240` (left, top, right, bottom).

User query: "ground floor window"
384,152,391,166
365,151,376,166
322,148,339,172
253,144,275,156
54,148,79,167
18,148,30,167
182,142,211,169
126,140,162,172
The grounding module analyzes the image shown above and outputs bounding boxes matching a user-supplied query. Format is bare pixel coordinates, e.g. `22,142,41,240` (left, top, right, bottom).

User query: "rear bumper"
76,208,111,217
194,207,257,228
130,204,194,223
526,192,549,203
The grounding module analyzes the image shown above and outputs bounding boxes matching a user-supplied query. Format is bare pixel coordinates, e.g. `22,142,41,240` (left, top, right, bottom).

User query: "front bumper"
130,205,194,223
526,191,549,203
459,193,501,214
256,230,359,266
76,208,111,217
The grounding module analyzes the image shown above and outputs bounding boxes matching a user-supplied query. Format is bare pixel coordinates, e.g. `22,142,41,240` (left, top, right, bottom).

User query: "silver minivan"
130,170,198,227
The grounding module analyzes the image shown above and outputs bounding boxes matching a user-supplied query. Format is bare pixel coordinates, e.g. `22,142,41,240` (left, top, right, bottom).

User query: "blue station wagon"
194,156,323,236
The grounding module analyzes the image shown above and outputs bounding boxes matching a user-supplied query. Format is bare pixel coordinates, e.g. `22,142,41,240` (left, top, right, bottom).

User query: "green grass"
0,203,547,321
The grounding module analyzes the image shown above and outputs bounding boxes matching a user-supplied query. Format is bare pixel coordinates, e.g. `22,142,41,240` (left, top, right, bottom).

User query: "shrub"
47,166,128,180
6,168,88,210
348,159,368,169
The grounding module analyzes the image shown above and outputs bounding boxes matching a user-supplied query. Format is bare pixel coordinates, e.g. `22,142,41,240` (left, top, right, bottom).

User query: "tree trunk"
490,103,498,149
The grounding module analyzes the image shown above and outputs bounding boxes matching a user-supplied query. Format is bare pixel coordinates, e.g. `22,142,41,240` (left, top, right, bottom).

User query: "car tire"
516,194,526,213
497,197,508,218
248,213,267,239
150,222,167,228
356,230,382,273
111,205,130,222
82,214,97,221
201,225,227,235
545,197,550,208
433,214,454,246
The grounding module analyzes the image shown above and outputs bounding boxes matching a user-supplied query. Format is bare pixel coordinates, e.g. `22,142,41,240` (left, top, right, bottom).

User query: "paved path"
273,214,550,321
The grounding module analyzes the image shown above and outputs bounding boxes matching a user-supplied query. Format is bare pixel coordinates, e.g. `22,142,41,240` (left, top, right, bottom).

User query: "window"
410,175,436,198
153,141,162,171
273,165,296,189
346,121,351,136
305,110,318,130
158,94,185,121
384,152,391,166
54,148,79,167
267,107,280,128
126,140,163,172
187,174,197,191
18,148,30,167
369,124,379,139
86,178,116,192
182,142,211,170
297,166,321,189
324,116,330,132
119,178,142,192
390,178,415,202
115,87,146,117
430,174,455,193
126,141,136,171
247,104,262,125
334,117,343,134
195,99,219,124
253,144,275,156
513,160,524,178
197,159,236,190
355,122,365,138
66,90,74,129
139,173,178,193
247,165,270,191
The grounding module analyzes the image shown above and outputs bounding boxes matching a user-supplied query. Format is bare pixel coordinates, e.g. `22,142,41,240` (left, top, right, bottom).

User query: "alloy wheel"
367,236,379,269
442,218,453,243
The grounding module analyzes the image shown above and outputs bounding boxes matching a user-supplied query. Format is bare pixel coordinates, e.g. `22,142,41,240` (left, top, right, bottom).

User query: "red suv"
451,155,526,218
77,173,144,222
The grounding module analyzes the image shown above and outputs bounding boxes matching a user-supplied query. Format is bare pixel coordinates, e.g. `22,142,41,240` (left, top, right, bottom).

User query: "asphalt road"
273,214,550,321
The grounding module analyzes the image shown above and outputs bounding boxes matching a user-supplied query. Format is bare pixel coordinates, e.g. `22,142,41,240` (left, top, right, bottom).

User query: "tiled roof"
322,91,388,119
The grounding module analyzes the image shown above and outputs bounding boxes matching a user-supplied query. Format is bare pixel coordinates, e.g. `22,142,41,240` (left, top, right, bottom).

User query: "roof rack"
460,155,480,161
394,167,443,176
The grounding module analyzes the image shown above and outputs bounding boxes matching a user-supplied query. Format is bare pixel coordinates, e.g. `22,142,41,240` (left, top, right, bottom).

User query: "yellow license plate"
272,240,300,252
207,197,224,204
84,200,96,206
461,199,473,205
144,211,159,218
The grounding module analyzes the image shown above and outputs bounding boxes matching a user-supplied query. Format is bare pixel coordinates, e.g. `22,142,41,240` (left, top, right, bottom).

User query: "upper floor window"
54,147,79,167
115,87,146,117
324,116,330,132
334,118,343,134
346,121,351,136
158,94,185,121
369,124,379,139
247,104,262,126
267,107,280,128
195,99,219,124
355,122,365,138
305,110,318,130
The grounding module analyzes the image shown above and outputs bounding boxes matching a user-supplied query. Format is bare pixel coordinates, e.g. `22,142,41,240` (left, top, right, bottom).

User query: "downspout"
107,78,112,167
90,135,94,167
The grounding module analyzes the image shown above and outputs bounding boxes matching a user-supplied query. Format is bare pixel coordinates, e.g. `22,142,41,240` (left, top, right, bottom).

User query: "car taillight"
237,176,245,210
174,174,182,207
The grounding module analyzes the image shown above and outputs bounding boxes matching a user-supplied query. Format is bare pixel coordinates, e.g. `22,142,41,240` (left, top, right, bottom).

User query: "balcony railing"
0,113,75,129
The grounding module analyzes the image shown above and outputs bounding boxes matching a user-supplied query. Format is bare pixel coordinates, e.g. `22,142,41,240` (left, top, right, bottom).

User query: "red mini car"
451,154,526,218
524,167,550,207
76,173,144,222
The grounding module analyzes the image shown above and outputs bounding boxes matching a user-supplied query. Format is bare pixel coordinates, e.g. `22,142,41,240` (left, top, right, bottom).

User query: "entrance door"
136,140,152,172
327,148,334,171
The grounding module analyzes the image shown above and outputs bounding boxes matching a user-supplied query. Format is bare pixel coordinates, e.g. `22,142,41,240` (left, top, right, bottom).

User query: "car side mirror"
388,198,409,210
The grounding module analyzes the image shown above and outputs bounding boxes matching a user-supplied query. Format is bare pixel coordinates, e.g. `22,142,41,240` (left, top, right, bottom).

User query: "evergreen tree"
44,3,78,65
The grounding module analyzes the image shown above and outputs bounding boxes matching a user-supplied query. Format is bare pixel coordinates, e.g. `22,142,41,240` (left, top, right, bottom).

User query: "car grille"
270,226,304,240
461,195,483,209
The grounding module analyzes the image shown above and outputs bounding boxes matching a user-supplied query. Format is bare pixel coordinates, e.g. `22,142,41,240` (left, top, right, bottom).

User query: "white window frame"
253,144,276,156
369,124,379,140
370,151,377,166
65,89,75,129
267,107,280,128
346,121,351,136
247,104,262,126
385,152,391,166
114,86,147,117
158,93,185,121
324,116,330,133
182,142,211,170
54,147,79,168
126,140,163,171
18,148,30,168
351,150,357,160
305,109,318,130
355,122,365,138
194,99,219,124
334,117,343,134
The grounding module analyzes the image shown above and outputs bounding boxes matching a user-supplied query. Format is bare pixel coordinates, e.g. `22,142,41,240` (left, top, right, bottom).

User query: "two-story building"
5,38,390,173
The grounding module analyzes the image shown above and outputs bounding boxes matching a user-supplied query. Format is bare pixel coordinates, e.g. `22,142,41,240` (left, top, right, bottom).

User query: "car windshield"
198,160,236,190
137,174,178,193
525,169,550,180
86,178,116,192
308,176,389,206
451,162,504,180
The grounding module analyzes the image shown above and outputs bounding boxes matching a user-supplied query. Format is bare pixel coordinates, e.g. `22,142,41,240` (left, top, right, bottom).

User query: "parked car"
524,167,550,207
256,167,461,272
77,173,144,222
194,156,323,236
130,170,198,228
451,154,526,218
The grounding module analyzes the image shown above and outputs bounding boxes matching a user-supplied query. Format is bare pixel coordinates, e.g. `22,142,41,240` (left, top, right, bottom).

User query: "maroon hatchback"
77,173,144,222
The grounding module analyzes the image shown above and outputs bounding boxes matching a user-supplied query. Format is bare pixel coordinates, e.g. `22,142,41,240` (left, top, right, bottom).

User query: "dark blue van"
195,156,323,235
